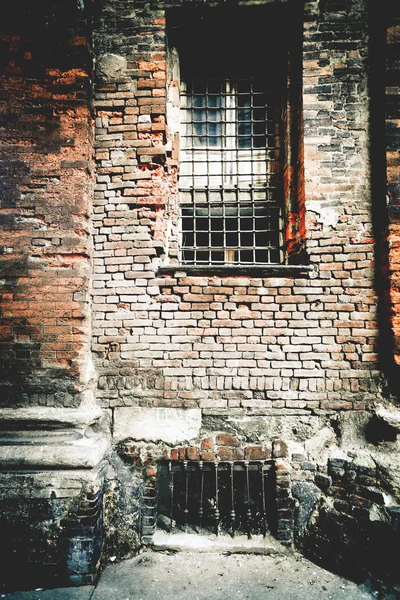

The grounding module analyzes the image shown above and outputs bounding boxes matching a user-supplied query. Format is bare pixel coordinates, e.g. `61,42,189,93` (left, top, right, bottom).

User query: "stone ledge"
157,264,315,277
376,406,400,432
0,435,109,470
0,407,103,430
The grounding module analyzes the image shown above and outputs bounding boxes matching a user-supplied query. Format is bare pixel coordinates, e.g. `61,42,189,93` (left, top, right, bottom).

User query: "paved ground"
1,550,384,600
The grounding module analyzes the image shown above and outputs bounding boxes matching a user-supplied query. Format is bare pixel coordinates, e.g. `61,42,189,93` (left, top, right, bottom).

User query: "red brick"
200,451,216,462
170,449,179,461
244,446,271,460
217,447,244,461
216,433,240,447
201,437,214,451
186,447,200,461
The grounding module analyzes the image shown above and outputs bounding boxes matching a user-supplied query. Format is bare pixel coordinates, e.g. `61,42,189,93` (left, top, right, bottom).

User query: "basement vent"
157,460,274,537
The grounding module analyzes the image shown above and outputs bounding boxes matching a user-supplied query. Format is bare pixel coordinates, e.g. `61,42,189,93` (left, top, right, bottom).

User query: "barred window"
168,3,304,268
179,78,283,265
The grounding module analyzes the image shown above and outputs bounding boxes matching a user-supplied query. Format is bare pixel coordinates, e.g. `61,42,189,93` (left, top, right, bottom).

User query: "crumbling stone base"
0,469,105,591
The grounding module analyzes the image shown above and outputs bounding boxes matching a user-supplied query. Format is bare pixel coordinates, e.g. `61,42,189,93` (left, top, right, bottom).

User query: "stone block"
315,473,332,491
272,439,289,458
0,436,109,470
113,408,201,445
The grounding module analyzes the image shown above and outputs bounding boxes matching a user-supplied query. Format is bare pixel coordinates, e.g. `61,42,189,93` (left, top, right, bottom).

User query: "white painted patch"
308,201,340,230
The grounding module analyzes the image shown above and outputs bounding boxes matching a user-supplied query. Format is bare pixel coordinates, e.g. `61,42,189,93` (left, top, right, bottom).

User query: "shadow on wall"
0,0,93,407
370,0,400,404
0,275,82,407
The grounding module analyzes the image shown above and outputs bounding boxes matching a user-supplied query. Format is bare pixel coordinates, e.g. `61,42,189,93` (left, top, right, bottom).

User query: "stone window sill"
157,264,315,277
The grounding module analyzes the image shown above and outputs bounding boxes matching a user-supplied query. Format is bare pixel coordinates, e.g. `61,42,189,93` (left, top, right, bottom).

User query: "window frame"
164,2,308,274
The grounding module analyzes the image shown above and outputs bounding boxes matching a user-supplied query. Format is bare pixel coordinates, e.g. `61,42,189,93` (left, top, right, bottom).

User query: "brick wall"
0,0,399,590
0,0,93,407
92,0,388,414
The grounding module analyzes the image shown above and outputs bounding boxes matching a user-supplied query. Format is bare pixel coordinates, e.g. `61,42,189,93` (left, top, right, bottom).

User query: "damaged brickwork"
0,469,105,590
115,436,295,547
108,428,400,590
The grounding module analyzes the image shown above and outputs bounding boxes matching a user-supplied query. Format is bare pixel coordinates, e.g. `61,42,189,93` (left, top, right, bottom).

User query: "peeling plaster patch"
15,216,47,230
97,54,127,81
83,354,97,385
304,426,337,461
113,408,202,444
308,201,340,230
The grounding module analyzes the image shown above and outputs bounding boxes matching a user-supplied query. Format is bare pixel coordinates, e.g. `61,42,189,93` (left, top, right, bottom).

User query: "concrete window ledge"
157,264,315,277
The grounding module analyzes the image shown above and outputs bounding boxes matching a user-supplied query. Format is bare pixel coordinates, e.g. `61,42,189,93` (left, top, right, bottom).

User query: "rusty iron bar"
198,460,204,532
230,461,236,538
161,459,272,535
168,460,174,534
245,460,252,538
183,460,189,531
261,463,267,537
214,460,220,536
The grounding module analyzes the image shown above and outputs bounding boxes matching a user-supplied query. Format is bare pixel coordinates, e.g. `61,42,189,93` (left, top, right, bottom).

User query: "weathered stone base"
0,468,105,591
107,407,400,592
303,452,400,587
1,405,400,592
0,406,110,591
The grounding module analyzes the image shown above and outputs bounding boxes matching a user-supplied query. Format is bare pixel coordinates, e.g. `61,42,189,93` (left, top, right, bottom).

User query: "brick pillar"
0,0,94,407
0,2,109,590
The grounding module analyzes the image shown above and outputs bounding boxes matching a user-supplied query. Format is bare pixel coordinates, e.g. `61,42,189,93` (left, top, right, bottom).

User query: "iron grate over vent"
157,460,275,538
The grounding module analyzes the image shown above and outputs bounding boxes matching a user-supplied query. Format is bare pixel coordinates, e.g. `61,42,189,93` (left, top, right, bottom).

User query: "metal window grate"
157,460,274,538
179,78,284,265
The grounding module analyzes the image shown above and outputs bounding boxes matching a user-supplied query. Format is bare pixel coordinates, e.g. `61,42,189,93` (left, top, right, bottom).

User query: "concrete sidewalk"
1,550,383,600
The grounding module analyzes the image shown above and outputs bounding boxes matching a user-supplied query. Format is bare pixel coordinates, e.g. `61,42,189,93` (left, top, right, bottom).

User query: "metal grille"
179,78,283,265
157,460,274,538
